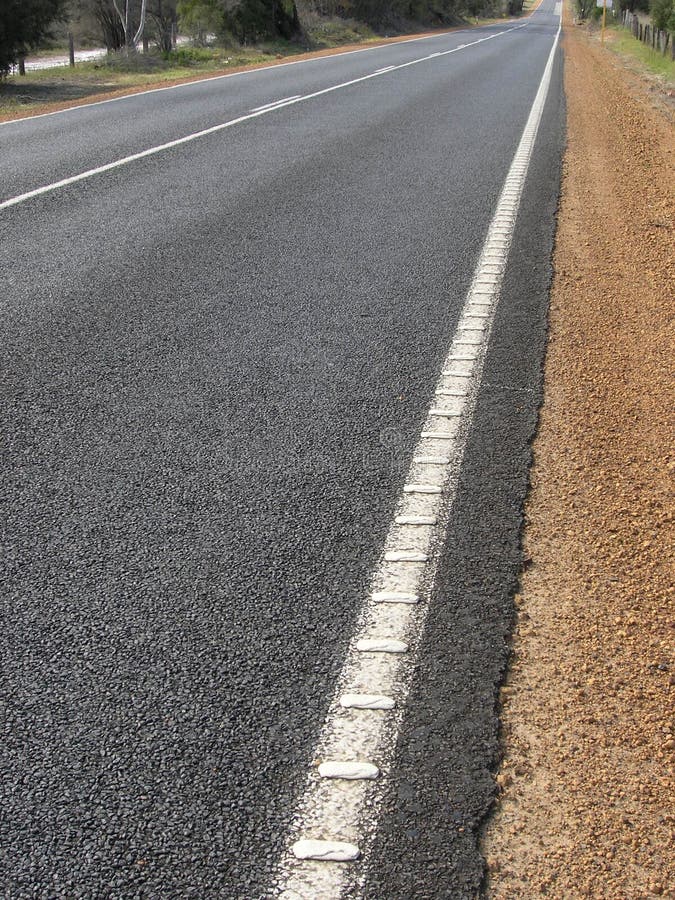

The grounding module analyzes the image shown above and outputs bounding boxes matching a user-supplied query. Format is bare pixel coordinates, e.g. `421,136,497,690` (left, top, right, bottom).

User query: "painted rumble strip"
0,25,526,212
275,24,561,900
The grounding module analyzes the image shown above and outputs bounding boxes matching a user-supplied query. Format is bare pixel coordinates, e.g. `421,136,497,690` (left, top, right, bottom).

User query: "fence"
621,10,675,59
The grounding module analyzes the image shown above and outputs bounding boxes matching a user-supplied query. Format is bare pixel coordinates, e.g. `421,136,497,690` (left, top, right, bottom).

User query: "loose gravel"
482,13,674,899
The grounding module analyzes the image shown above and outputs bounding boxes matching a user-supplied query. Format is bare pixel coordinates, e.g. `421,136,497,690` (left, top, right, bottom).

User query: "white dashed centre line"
275,24,560,900
251,94,302,112
0,24,527,212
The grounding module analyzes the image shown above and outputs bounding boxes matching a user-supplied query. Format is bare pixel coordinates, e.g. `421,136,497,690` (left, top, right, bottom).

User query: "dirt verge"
482,9,674,900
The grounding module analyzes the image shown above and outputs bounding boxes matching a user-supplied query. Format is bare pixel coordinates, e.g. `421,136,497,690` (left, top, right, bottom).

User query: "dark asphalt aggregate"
1,5,563,897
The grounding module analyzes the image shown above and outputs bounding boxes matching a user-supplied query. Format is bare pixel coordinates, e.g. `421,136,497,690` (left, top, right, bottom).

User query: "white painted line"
372,591,418,604
251,94,301,111
429,408,461,418
292,840,360,861
275,21,560,898
412,455,450,465
373,65,396,74
383,550,428,562
402,484,442,494
420,430,457,439
340,694,396,710
0,23,528,210
318,762,380,779
356,639,408,653
395,514,437,525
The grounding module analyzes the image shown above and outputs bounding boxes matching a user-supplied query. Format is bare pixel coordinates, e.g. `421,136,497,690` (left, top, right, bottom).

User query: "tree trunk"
18,53,25,76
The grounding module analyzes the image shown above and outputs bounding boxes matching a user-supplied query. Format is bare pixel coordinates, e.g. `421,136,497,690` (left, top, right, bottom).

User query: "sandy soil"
481,8,674,900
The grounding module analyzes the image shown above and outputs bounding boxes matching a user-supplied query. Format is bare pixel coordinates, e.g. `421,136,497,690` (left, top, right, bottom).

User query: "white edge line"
275,21,560,898
0,21,524,128
0,24,527,212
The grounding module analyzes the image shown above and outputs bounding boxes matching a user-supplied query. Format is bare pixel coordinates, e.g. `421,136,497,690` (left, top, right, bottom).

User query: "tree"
110,0,149,49
650,0,673,29
72,0,155,51
177,0,222,43
148,0,178,51
0,0,68,75
222,0,301,43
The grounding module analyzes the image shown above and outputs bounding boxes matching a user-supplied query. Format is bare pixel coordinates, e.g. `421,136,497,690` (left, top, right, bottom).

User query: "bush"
162,45,215,64
650,0,674,30
301,11,374,47
0,0,67,76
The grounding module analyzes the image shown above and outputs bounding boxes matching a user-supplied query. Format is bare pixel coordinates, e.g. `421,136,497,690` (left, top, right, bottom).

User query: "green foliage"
306,0,508,29
162,44,214,61
177,0,224,42
302,13,374,47
222,0,301,43
650,0,674,30
609,22,675,74
575,0,597,19
0,0,68,74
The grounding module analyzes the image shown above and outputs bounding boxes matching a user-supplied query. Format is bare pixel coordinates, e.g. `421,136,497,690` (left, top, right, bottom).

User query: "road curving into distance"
1,3,564,896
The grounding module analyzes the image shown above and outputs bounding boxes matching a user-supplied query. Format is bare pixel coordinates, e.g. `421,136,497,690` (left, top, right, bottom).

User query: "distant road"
24,47,107,70
1,4,563,897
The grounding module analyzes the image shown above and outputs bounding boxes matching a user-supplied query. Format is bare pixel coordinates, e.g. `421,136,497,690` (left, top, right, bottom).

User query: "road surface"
1,4,564,896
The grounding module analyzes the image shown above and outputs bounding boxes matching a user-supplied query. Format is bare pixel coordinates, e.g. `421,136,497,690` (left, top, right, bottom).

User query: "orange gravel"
482,13,674,900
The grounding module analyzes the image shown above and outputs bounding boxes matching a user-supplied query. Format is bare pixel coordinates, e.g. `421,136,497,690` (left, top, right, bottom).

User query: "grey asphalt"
0,5,563,897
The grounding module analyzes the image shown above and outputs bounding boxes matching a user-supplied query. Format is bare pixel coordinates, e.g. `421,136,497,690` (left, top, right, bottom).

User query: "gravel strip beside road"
482,13,674,899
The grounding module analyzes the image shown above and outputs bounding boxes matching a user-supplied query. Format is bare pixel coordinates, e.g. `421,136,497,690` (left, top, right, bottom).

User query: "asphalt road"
1,5,564,897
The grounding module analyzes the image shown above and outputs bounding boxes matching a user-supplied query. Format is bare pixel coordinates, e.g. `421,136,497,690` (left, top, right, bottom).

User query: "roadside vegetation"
607,21,675,77
573,0,675,65
0,0,529,118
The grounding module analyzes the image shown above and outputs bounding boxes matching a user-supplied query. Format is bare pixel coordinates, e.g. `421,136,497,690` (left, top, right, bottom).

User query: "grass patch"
606,24,675,82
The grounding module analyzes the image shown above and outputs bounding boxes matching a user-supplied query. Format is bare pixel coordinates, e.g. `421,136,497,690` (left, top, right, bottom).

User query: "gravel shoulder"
481,9,674,899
